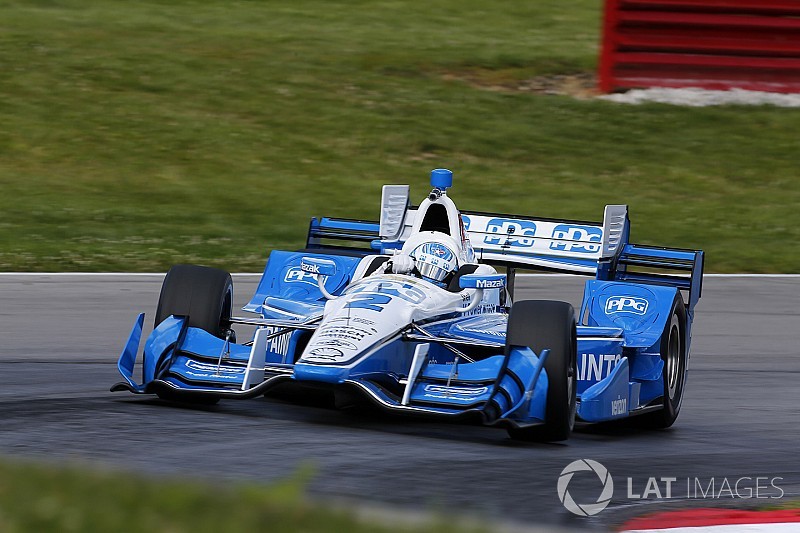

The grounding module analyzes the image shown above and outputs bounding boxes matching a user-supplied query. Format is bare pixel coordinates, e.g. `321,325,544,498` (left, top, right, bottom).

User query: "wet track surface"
1,274,798,530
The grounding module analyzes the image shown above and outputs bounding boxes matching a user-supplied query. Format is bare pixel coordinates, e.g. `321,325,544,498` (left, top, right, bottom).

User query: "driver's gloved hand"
389,254,415,274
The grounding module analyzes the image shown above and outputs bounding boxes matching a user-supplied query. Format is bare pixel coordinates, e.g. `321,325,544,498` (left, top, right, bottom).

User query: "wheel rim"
666,315,681,399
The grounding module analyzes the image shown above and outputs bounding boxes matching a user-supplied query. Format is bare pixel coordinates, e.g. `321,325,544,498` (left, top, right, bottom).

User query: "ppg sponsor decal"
284,266,318,286
550,224,602,254
605,296,648,315
484,218,536,248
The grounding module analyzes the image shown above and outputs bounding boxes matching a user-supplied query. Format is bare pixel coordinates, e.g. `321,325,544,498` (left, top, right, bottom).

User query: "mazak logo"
605,296,648,315
557,459,614,517
550,224,602,254
475,278,504,289
284,267,318,285
300,262,321,274
484,218,536,247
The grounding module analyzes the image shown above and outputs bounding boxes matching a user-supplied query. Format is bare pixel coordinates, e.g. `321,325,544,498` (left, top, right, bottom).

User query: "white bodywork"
299,273,497,365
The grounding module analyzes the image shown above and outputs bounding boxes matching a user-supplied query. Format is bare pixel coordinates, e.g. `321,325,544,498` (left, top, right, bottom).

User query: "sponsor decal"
611,396,627,416
605,296,648,315
264,326,292,356
304,347,345,361
484,218,536,248
300,262,320,274
185,360,245,374
424,385,488,396
578,353,621,381
313,339,358,351
317,325,375,342
549,224,602,254
182,360,245,380
475,278,504,289
284,266,318,285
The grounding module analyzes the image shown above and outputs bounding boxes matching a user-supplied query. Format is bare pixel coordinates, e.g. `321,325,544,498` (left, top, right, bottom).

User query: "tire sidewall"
662,294,688,423
155,264,233,338
505,300,577,441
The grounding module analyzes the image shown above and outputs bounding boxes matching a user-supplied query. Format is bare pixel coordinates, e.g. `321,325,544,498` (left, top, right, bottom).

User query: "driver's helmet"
410,240,458,286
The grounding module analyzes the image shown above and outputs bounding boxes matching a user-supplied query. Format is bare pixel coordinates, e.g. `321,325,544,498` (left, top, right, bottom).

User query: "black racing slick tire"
153,264,233,406
631,293,688,429
505,300,577,442
154,264,233,338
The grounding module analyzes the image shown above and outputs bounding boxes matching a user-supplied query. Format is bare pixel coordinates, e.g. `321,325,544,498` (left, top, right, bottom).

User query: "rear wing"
304,185,703,312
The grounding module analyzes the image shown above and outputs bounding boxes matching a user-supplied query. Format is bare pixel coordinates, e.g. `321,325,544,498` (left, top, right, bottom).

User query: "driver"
383,234,460,288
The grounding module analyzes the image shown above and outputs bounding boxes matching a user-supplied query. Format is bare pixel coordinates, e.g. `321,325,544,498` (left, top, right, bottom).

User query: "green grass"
0,0,798,272
0,459,478,532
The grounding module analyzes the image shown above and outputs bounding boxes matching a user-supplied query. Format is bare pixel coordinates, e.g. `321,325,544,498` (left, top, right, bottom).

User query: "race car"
112,168,704,441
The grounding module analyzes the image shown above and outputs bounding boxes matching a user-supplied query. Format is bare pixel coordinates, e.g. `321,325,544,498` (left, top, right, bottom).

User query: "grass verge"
0,459,478,533
1,0,798,272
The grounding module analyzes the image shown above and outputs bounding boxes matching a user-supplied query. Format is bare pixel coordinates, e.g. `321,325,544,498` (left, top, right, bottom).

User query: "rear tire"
505,300,577,442
630,293,687,429
155,264,233,338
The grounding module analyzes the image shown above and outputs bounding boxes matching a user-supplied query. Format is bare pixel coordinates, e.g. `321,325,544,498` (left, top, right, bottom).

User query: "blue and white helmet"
410,238,458,285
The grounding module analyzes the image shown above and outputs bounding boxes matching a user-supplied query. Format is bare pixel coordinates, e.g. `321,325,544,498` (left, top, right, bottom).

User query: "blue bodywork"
113,176,704,434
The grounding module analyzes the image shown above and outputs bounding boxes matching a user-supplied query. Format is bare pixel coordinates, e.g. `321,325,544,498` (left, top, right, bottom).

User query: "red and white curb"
620,509,800,533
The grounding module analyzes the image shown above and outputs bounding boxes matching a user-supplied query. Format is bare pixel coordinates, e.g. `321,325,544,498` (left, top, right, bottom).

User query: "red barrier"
599,0,800,93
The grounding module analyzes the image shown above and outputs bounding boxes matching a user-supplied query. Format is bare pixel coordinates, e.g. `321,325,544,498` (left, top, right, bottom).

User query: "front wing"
111,313,553,429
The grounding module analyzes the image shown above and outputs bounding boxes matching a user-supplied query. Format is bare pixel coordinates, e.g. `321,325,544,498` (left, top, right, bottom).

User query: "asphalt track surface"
1,274,798,531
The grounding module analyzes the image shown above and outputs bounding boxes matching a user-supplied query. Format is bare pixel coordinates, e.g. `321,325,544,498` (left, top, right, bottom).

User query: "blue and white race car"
112,169,704,441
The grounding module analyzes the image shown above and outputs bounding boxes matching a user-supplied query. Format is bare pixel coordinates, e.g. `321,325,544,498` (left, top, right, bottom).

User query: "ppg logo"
284,267,318,285
484,218,537,247
605,296,649,315
550,225,602,254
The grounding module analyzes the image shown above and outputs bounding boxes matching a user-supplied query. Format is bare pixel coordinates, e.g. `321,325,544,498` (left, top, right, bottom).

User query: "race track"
1,274,798,530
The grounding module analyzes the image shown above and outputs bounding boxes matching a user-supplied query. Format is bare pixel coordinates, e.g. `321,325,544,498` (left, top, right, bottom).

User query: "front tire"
153,264,233,405
155,264,233,338
505,300,577,442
